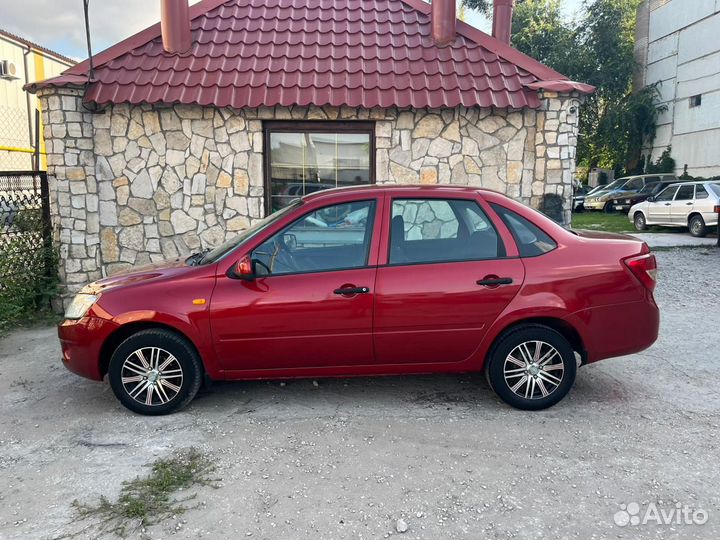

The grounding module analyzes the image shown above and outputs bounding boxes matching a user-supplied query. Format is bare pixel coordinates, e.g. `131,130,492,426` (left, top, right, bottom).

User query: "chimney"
492,0,514,44
161,0,192,54
431,0,457,45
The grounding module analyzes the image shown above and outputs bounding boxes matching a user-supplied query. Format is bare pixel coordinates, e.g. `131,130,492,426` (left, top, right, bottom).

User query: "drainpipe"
22,46,35,159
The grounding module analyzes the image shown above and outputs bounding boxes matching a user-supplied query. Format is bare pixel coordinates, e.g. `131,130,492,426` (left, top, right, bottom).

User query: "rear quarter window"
490,204,557,257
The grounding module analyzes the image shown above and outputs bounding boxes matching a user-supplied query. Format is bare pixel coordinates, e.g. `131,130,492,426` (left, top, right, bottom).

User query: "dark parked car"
584,174,677,212
59,185,660,415
612,178,687,214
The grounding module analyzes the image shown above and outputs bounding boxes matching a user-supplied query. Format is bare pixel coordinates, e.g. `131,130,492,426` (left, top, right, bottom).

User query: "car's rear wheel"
634,212,648,231
688,215,707,237
486,325,576,410
108,329,203,415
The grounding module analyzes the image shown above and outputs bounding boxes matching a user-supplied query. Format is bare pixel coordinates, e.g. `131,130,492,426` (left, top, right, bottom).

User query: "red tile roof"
28,0,593,109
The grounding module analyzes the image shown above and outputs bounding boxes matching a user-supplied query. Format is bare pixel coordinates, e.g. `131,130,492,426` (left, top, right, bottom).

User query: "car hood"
79,257,193,295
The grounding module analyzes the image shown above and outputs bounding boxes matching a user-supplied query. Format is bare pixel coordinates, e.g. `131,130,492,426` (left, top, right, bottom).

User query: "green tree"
461,0,663,175
509,0,580,77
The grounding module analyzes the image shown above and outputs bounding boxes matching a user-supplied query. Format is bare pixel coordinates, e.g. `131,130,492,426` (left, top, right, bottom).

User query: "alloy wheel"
120,347,184,406
503,340,565,400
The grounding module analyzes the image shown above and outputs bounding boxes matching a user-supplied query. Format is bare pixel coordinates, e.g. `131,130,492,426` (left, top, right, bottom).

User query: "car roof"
617,174,677,180
302,184,492,202
666,180,716,186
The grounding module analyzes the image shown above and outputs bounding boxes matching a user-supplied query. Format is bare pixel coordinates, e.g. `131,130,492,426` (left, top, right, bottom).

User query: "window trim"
489,203,558,259
386,197,507,267
263,121,376,216
251,198,378,278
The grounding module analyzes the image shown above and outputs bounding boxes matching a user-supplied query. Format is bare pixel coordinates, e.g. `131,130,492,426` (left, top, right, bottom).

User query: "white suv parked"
629,181,720,237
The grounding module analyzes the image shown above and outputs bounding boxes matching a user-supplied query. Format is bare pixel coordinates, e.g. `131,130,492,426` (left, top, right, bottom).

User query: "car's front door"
373,196,525,365
669,184,695,224
210,198,381,372
647,185,677,223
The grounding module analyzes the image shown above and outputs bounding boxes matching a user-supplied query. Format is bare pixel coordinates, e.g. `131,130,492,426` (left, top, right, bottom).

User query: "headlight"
65,294,98,320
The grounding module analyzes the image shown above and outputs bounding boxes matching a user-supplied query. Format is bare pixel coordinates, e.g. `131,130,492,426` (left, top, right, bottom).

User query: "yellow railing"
0,145,46,155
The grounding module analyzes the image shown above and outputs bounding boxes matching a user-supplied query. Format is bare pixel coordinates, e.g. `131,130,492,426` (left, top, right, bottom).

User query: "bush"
0,209,58,334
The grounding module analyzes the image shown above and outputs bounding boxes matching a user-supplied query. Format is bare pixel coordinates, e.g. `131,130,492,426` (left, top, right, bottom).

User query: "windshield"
597,179,623,192
709,183,720,197
639,182,658,194
196,199,302,265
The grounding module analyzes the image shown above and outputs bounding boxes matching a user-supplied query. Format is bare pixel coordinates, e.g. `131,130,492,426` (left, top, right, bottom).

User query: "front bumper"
583,199,608,210
612,199,634,212
58,317,120,381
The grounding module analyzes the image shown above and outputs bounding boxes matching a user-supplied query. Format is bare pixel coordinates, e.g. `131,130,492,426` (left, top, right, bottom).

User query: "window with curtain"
265,122,374,213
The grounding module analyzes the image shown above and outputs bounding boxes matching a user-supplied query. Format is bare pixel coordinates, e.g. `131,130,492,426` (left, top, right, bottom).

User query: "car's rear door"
210,197,382,371
372,194,524,365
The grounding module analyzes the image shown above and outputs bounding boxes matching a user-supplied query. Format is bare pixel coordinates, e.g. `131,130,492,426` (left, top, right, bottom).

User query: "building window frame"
689,94,702,108
263,121,376,216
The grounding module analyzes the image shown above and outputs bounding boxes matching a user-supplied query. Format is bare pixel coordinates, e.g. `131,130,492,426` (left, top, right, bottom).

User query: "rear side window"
390,199,503,264
490,204,557,257
695,185,709,199
675,185,694,201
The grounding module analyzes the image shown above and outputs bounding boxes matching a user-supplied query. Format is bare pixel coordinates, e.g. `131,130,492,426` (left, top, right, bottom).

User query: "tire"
634,212,648,231
603,202,614,214
486,325,577,411
108,329,203,415
688,215,707,238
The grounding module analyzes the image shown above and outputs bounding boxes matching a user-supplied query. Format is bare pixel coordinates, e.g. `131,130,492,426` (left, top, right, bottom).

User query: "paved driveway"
1,249,719,539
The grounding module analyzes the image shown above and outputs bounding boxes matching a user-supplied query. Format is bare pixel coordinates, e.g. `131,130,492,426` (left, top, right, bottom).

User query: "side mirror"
647,196,655,202
229,255,256,281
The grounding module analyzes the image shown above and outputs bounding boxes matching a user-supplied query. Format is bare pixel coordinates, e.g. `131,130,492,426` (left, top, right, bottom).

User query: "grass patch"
66,448,218,538
570,211,635,233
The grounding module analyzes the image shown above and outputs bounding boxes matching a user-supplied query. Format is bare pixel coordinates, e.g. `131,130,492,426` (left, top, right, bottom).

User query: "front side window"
675,185,694,201
252,200,375,276
389,199,502,265
490,204,557,257
655,186,677,202
265,122,374,213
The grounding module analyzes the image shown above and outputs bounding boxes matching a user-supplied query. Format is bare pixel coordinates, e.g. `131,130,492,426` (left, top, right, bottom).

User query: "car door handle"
664,203,671,206
476,277,513,286
686,202,693,205
333,286,370,295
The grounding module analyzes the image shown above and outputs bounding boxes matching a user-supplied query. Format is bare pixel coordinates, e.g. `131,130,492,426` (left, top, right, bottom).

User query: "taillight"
624,253,657,292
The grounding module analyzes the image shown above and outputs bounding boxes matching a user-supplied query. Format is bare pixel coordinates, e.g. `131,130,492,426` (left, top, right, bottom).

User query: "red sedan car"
59,186,659,415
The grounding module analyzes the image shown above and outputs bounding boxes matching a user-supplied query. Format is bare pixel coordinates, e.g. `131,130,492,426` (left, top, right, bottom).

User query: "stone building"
27,0,592,301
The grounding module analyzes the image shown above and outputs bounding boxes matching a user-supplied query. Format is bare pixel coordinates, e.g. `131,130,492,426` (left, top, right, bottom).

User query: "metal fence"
0,171,54,325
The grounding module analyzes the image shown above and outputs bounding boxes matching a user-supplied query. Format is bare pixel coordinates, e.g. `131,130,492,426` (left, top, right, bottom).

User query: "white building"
634,0,720,177
0,30,74,171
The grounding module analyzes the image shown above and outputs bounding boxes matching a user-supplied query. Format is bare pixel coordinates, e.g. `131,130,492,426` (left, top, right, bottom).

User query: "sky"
1,0,585,62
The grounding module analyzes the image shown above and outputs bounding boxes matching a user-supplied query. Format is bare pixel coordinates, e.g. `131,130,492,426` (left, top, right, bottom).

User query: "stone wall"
37,87,580,302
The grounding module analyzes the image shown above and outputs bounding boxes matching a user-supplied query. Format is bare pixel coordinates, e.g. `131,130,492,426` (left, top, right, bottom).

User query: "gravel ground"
1,248,719,540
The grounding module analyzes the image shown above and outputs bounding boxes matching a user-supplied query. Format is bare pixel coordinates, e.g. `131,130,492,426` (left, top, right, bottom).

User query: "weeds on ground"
63,448,219,538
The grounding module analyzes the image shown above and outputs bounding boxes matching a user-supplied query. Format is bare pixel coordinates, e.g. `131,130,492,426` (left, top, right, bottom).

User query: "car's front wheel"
634,212,648,231
108,329,203,415
688,215,707,238
486,325,577,410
